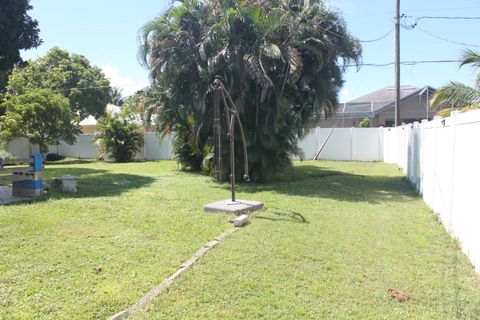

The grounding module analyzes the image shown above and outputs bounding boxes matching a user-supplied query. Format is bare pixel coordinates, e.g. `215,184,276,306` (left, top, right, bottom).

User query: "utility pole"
394,0,401,126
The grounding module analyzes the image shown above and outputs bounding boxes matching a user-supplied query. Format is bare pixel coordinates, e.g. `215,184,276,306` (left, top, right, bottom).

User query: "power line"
401,14,480,48
319,24,396,44
416,27,480,48
414,15,480,21
359,27,394,43
344,59,462,68
336,6,480,19
403,14,480,30
407,6,480,13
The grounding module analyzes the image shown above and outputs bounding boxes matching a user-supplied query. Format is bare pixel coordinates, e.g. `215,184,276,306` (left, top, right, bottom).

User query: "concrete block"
231,214,250,227
13,180,43,189
204,199,263,214
12,188,42,198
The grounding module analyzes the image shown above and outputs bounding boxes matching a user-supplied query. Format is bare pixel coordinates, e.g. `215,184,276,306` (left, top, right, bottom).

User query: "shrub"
46,153,65,161
359,117,370,128
94,112,144,162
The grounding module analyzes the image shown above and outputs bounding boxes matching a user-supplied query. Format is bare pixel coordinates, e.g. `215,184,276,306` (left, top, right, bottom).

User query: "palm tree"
431,50,480,109
119,86,163,131
139,0,361,181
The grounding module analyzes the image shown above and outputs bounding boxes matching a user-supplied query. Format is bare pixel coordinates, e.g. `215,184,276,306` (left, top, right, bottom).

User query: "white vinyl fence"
7,133,174,161
384,110,480,272
296,127,384,161
7,128,384,162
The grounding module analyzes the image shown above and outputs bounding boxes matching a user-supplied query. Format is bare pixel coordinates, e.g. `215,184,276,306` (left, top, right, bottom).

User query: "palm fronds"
138,0,361,181
430,82,480,109
431,50,480,109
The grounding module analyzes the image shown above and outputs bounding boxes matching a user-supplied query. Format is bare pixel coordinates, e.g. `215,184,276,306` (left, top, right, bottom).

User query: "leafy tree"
139,0,361,181
0,0,42,93
6,47,114,120
0,88,81,153
359,117,370,127
431,50,480,109
94,112,144,162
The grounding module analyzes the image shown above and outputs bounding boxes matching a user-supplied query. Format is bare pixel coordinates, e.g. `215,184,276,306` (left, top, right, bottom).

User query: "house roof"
333,85,436,118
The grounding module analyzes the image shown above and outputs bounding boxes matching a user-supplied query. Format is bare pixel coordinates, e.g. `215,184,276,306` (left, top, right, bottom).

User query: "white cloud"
101,65,149,96
339,88,352,102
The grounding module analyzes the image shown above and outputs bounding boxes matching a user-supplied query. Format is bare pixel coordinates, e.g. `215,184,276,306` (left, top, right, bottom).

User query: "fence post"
350,126,355,161
77,136,81,159
400,124,405,169
143,133,147,161
448,111,459,233
432,116,441,215
411,122,418,187
397,125,405,172
379,126,384,162
420,119,428,195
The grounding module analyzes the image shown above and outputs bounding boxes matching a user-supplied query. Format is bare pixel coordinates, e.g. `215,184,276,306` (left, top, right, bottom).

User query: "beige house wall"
81,125,97,134
377,95,437,126
318,93,440,128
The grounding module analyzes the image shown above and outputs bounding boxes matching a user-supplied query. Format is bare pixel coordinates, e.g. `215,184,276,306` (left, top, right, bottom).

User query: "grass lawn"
1,161,479,319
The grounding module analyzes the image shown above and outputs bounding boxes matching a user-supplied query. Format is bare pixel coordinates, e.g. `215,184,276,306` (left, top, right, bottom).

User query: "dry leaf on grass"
388,288,413,302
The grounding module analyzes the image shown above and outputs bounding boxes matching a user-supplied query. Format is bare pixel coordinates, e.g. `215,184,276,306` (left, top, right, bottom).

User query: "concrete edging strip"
108,227,237,320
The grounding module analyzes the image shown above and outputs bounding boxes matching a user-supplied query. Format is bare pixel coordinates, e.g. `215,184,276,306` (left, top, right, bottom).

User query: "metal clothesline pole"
229,113,236,202
212,76,250,204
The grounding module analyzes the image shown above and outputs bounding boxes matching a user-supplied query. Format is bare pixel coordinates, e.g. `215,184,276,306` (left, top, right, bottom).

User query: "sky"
21,0,480,101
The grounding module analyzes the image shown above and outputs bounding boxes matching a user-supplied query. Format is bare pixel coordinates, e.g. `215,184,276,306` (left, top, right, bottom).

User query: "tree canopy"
139,0,361,181
6,47,114,120
0,0,42,93
0,88,81,153
431,50,480,109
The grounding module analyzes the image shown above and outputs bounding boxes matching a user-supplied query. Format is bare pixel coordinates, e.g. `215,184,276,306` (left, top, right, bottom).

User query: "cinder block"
232,214,250,227
13,180,43,190
12,188,42,198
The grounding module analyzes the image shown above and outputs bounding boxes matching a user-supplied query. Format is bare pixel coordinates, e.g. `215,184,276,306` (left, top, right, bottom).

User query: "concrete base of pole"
204,199,263,215
0,186,35,204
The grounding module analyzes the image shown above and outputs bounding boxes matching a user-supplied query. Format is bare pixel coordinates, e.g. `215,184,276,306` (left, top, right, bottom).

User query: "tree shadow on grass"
212,165,417,205
44,167,108,178
44,159,96,166
255,208,308,224
49,167,155,198
3,167,155,206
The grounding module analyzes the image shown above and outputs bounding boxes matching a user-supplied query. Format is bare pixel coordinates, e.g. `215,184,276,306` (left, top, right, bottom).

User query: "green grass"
133,161,480,319
0,161,231,319
1,161,479,319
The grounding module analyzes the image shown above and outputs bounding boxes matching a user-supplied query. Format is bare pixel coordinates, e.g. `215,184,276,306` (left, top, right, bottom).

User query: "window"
385,120,395,127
